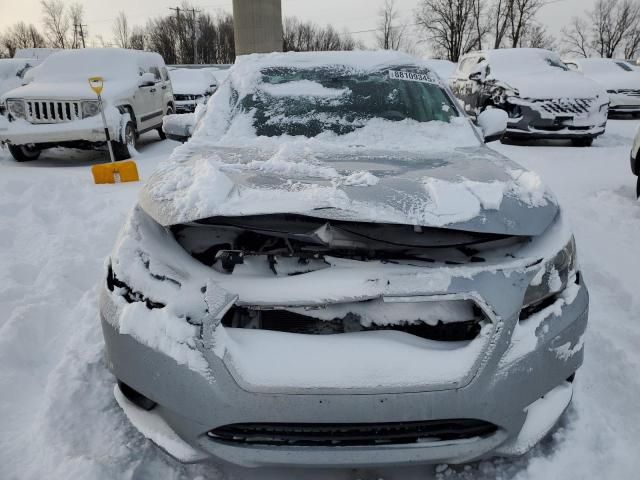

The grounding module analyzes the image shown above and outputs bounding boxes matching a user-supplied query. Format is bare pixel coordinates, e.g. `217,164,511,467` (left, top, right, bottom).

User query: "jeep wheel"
571,137,594,147
113,121,137,160
8,144,41,162
157,105,173,140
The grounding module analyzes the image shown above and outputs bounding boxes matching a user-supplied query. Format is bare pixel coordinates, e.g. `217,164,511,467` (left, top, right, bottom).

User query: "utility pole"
186,7,200,64
170,7,182,62
74,23,87,48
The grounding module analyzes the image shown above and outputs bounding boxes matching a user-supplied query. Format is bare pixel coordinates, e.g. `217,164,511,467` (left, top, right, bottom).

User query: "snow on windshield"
192,51,480,150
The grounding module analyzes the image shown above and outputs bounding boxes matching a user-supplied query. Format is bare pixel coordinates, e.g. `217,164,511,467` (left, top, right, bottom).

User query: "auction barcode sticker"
388,70,438,84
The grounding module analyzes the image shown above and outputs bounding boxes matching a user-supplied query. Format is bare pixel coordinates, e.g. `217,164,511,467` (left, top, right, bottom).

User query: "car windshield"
238,66,459,137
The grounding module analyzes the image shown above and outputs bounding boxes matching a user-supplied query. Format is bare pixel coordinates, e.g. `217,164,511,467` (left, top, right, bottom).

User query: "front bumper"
608,93,640,114
100,269,588,467
0,116,119,146
503,97,608,139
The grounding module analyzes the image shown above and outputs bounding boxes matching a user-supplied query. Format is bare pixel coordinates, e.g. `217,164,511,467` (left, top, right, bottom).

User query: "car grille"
608,89,640,97
207,419,498,447
531,98,596,115
174,94,200,101
25,100,82,124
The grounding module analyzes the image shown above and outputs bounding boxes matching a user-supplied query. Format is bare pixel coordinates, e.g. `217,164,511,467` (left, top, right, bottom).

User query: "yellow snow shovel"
89,76,139,184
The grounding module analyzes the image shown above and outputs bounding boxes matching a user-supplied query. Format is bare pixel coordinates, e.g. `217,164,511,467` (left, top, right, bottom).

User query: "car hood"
140,144,559,236
493,70,606,99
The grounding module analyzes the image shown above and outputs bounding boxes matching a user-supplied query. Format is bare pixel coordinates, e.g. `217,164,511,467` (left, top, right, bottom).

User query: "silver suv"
0,48,174,161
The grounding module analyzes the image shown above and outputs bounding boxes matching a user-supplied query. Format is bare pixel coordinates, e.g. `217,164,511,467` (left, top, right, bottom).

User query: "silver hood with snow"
139,144,558,237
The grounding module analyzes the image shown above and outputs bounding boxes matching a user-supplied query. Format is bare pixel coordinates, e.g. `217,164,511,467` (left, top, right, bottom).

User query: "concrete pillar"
232,0,283,56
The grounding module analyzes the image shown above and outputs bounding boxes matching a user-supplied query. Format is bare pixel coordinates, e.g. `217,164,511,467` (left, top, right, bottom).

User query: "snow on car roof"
235,50,420,70
28,48,165,83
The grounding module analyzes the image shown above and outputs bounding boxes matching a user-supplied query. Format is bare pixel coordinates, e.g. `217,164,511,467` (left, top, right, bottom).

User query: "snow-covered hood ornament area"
140,143,557,236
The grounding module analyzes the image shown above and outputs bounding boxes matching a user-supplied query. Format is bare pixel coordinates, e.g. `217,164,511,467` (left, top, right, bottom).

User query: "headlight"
523,237,576,307
6,99,26,119
81,101,100,118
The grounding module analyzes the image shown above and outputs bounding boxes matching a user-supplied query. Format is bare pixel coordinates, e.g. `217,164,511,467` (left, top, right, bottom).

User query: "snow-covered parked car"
450,48,609,146
101,51,588,467
0,48,174,162
169,68,217,113
564,58,640,116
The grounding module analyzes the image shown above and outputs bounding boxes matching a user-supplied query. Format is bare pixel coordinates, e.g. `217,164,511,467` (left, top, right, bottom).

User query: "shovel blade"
92,160,139,184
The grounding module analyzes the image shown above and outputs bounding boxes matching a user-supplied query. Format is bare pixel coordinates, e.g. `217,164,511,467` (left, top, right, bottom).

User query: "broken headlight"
81,100,100,118
6,99,26,119
523,237,576,308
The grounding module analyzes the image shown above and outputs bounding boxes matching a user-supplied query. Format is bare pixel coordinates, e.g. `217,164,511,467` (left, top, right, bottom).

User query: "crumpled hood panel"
140,144,558,236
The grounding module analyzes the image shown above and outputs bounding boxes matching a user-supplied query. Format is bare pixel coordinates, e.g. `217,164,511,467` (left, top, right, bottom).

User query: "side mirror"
477,109,508,143
138,72,156,88
206,85,217,94
162,113,194,143
468,66,487,82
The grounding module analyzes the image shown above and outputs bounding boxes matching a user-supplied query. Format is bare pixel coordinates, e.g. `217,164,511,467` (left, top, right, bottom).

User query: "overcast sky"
0,0,596,53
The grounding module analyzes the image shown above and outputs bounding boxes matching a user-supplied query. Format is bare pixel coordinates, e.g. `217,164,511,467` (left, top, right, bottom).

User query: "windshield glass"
238,66,459,137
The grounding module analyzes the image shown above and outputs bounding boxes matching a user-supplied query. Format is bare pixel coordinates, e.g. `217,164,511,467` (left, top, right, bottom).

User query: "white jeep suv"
0,48,174,162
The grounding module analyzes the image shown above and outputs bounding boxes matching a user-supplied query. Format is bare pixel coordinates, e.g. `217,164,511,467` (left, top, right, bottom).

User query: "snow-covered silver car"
565,58,640,116
100,51,588,467
450,48,608,146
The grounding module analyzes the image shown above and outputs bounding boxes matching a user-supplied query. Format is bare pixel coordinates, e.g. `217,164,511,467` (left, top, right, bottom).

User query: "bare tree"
129,26,146,51
623,25,640,59
520,22,556,49
415,0,482,61
41,0,69,48
69,3,84,48
1,22,47,57
113,11,131,49
489,0,514,48
376,0,407,50
590,0,640,58
283,17,359,52
562,16,591,57
506,0,548,48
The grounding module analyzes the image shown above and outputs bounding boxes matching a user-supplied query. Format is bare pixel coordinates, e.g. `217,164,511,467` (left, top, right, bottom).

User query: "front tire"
113,121,137,160
636,176,640,199
8,144,40,162
571,137,594,147
157,105,173,140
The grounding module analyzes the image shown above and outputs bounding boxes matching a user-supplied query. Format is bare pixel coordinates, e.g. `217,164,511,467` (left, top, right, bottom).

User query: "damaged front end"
501,94,608,139
100,204,588,465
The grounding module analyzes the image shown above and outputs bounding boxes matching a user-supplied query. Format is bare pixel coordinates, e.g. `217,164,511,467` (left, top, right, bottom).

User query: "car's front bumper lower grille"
207,419,498,447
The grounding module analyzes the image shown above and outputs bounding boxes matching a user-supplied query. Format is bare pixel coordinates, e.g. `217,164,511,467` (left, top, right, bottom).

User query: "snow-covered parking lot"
1,120,639,480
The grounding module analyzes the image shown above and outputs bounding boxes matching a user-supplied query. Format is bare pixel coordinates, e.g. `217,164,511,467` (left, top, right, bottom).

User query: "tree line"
2,0,640,63
413,0,640,61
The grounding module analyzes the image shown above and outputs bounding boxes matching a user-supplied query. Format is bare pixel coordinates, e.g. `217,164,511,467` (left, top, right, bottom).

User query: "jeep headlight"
523,237,576,307
81,101,100,118
6,99,26,119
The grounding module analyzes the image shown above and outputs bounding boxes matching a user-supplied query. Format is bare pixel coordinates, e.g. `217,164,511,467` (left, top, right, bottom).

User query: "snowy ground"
1,122,639,480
